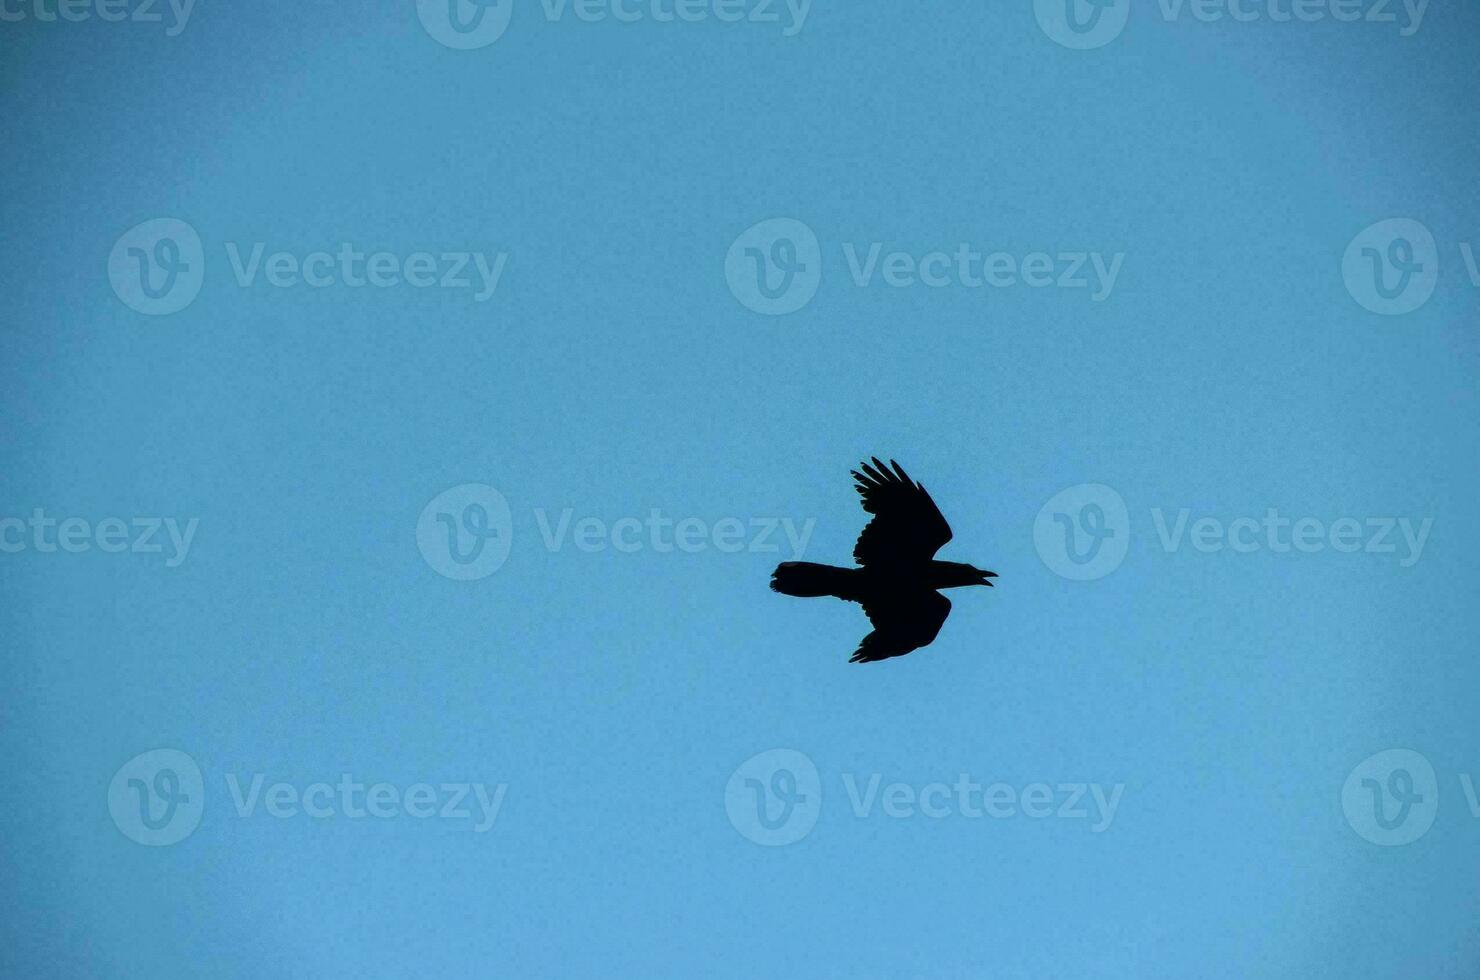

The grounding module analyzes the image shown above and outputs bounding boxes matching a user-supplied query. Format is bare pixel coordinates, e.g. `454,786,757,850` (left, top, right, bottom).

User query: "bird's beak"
979,571,997,587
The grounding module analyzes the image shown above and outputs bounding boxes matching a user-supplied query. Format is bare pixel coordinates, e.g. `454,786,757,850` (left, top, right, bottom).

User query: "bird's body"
770,458,996,663
772,560,988,601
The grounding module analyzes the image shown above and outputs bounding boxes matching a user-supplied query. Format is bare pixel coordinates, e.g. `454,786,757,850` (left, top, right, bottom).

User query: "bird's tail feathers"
770,561,857,599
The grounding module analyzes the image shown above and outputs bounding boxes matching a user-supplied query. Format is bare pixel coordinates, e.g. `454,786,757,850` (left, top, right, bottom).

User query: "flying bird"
770,458,996,663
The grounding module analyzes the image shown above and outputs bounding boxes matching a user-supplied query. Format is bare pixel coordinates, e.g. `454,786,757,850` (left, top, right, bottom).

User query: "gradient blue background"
3,2,1479,976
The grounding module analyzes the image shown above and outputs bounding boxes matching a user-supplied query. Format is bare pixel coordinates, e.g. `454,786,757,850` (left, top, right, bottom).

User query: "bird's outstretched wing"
851,457,953,566
852,590,951,663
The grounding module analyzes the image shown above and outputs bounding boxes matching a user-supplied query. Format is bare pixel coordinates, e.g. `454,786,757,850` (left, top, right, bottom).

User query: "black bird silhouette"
770,458,996,663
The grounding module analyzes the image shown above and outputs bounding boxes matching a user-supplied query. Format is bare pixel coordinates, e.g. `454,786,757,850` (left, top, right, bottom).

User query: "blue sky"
2,2,1479,977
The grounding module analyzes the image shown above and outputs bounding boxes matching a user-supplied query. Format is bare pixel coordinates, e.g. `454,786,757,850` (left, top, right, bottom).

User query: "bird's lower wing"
851,591,952,663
